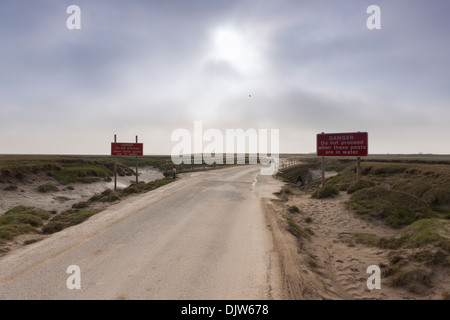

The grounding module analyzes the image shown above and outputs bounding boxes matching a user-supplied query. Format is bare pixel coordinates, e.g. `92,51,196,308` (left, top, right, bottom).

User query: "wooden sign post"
321,156,325,186
357,156,361,182
135,135,139,185
114,134,117,190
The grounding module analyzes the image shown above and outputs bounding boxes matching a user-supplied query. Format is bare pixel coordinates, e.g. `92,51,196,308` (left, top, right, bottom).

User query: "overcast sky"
1,0,449,155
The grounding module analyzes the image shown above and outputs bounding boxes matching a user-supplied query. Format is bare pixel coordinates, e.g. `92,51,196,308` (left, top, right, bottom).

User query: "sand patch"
0,166,163,214
265,184,449,299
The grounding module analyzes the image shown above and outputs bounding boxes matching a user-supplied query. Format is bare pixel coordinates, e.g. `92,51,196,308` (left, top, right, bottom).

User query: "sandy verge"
264,184,449,300
0,167,164,255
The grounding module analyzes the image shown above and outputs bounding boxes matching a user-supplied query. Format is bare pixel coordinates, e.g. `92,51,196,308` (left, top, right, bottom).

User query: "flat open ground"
0,165,285,299
1,154,449,300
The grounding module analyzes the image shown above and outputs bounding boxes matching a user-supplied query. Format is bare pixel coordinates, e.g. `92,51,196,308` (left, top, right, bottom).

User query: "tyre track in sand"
264,186,421,300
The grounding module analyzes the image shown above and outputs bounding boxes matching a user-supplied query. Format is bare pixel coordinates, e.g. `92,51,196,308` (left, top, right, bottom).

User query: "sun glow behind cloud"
208,26,267,76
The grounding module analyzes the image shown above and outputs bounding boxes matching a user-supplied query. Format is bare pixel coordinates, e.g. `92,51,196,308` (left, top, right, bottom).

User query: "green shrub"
104,191,121,202
312,184,339,199
4,184,18,191
378,218,450,250
4,205,51,220
144,177,173,190
49,164,114,185
353,233,378,246
42,221,66,234
286,217,311,240
287,206,300,214
101,188,113,196
347,180,376,194
38,183,58,193
122,183,146,195
371,165,407,175
43,208,102,234
72,201,91,209
386,267,433,293
347,186,433,228
78,177,99,183
0,206,51,243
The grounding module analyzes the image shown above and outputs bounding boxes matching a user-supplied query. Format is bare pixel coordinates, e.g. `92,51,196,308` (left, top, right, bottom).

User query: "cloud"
0,0,449,154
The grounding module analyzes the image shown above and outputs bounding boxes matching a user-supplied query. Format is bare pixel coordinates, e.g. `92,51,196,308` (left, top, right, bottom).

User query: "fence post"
321,156,325,186
114,134,117,191
357,157,361,182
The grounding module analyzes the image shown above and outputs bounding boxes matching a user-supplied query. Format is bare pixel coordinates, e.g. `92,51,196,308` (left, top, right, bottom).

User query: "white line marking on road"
252,174,259,191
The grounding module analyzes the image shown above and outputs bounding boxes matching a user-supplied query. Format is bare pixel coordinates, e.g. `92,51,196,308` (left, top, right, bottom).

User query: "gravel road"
0,165,284,299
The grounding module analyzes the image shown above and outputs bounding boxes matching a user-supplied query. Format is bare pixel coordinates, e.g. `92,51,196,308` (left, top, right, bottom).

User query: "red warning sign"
111,143,143,156
317,132,368,157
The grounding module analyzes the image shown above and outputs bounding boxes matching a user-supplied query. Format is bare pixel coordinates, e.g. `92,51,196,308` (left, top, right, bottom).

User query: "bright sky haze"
0,0,449,155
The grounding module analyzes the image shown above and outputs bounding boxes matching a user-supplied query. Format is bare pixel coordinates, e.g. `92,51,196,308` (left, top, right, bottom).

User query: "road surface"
0,165,284,299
